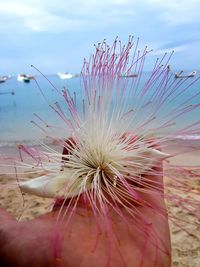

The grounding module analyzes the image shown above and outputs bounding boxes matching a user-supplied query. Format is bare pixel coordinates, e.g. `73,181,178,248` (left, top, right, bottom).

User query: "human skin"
0,162,171,267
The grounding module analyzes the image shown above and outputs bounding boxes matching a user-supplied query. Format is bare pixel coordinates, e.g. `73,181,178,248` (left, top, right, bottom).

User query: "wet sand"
0,145,200,267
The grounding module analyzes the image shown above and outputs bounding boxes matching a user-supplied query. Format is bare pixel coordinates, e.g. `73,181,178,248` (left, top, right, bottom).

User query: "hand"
0,162,171,267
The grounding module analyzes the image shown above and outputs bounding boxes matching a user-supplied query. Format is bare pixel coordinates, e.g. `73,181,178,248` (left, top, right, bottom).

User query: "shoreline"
1,137,200,170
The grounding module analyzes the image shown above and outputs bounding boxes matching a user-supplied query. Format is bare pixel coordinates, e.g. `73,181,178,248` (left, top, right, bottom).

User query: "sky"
0,0,200,75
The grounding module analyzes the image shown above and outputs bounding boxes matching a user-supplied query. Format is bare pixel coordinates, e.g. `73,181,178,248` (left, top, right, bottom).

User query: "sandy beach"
165,152,200,267
0,144,200,267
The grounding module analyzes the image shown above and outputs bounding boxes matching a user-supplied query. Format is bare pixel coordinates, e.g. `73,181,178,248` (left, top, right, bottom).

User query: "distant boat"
120,73,138,78
58,72,74,79
17,74,34,83
0,76,7,83
175,70,197,79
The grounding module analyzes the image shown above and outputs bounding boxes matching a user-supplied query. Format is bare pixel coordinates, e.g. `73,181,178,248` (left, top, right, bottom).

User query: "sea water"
0,74,200,148
0,75,81,146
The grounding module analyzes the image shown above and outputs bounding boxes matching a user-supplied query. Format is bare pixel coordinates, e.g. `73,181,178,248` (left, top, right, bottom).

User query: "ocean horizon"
1,73,200,148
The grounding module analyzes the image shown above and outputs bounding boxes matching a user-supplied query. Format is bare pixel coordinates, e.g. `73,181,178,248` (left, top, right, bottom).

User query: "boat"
17,74,33,83
0,76,7,83
27,75,35,80
58,72,74,79
175,70,197,79
120,73,138,78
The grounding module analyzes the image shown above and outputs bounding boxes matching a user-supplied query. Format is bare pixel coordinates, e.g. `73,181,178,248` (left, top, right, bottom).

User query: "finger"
0,208,16,223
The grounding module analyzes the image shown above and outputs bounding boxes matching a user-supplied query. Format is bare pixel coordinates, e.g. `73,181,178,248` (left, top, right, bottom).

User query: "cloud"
0,2,37,17
25,16,89,33
145,0,200,25
0,0,199,34
0,0,136,33
151,45,186,56
0,0,200,73
0,1,91,33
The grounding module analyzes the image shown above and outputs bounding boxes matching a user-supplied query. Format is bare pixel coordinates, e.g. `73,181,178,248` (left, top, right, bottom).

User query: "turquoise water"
0,76,81,145
0,74,200,147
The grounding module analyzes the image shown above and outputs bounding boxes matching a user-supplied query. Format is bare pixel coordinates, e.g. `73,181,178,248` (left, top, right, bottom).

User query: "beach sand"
0,145,200,267
165,152,200,267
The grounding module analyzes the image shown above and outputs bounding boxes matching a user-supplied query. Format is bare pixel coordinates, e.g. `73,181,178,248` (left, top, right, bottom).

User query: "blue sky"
0,0,200,75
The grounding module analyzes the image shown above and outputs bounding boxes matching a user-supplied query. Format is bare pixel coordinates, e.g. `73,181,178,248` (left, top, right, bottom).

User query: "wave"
1,134,200,150
172,135,200,141
0,138,54,148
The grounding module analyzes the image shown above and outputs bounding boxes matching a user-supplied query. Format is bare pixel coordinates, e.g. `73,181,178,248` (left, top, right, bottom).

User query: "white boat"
58,72,74,79
175,70,197,79
0,76,7,83
120,73,138,78
187,71,197,77
17,74,34,83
